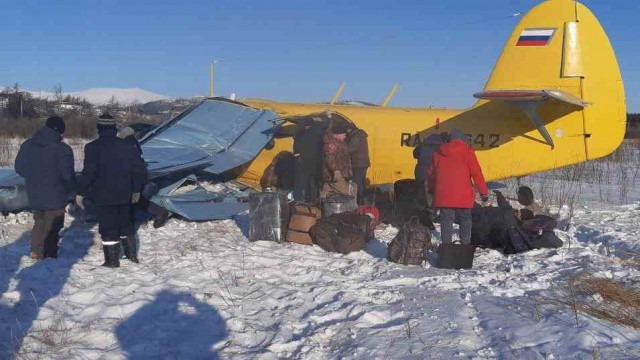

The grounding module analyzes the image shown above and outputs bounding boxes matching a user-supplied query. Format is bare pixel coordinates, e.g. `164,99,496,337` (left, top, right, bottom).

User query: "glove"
481,194,489,203
75,195,85,210
132,192,141,204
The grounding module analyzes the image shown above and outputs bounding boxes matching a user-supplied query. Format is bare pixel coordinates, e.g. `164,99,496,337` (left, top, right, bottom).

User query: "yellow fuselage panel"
240,101,585,187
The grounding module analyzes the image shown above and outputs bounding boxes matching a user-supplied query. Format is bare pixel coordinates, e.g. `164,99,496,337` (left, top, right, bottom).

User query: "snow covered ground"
1,144,640,359
0,197,638,359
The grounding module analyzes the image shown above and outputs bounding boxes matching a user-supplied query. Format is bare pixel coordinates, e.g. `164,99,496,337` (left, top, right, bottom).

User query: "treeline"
0,84,164,138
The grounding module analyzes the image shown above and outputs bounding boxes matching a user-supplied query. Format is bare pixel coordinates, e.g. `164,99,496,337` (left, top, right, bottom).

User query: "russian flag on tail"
517,28,556,46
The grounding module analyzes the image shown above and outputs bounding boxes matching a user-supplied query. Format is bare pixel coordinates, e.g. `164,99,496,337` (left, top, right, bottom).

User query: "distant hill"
138,98,198,115
26,87,170,106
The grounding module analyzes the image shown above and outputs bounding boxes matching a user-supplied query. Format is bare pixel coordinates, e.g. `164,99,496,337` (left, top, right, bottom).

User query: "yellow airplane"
237,0,625,189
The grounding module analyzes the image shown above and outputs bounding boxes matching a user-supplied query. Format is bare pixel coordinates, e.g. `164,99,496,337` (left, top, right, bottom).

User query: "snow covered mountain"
26,87,171,105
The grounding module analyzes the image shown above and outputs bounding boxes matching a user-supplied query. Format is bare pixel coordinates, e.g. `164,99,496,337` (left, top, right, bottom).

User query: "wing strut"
515,101,555,149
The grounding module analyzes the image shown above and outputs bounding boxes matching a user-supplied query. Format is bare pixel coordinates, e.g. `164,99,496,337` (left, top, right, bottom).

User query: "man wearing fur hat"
76,114,147,268
15,116,76,259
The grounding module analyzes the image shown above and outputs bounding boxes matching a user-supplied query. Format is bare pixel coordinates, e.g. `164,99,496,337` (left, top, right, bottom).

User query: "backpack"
287,204,322,245
387,218,432,266
310,214,367,254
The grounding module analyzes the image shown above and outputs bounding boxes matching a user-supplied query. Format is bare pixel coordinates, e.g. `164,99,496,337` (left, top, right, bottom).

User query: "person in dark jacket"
15,116,76,259
427,128,488,245
346,125,370,205
413,133,449,185
293,118,325,203
76,115,148,268
117,126,170,229
413,132,448,207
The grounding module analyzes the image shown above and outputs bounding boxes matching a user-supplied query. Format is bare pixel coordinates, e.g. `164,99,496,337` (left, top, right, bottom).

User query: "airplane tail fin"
482,0,625,160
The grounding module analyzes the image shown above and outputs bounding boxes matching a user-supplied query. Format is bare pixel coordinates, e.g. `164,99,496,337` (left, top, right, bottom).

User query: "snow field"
1,200,638,359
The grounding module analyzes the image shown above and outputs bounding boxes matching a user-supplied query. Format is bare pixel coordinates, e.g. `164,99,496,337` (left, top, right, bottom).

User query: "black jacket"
15,127,76,210
293,122,325,173
347,129,370,168
124,135,143,156
78,127,148,206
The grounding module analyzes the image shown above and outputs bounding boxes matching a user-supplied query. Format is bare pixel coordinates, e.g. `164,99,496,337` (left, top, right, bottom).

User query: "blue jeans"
439,208,472,245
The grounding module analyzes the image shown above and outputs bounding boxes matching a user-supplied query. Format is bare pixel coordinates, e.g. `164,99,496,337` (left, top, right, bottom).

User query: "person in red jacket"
427,128,489,245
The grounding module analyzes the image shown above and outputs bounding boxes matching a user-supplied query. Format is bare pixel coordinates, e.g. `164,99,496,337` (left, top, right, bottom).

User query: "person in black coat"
117,126,170,229
76,115,148,268
15,116,76,259
293,118,325,203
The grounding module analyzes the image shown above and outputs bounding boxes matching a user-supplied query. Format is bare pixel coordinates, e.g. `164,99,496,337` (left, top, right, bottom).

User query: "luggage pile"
248,189,375,255
248,187,561,270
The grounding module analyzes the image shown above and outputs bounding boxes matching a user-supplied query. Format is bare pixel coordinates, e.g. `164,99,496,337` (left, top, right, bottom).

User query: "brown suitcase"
287,204,321,245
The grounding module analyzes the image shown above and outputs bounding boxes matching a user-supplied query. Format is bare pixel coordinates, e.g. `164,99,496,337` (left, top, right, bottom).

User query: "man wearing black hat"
15,116,76,259
77,114,148,268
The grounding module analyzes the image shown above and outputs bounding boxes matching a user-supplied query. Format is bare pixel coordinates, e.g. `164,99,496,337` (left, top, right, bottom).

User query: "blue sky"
1,0,638,111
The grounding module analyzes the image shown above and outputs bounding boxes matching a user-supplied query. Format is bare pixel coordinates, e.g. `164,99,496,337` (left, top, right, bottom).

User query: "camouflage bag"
387,217,432,266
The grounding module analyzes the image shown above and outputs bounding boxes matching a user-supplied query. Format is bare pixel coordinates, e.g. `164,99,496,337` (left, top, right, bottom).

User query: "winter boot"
101,239,120,268
153,210,170,229
120,236,139,263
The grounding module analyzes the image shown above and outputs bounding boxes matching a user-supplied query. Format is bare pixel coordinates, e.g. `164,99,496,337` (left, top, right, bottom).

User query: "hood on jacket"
438,138,470,157
450,128,470,144
32,127,61,146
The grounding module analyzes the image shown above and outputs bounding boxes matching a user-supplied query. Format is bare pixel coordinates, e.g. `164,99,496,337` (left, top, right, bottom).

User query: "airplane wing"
473,89,590,107
473,89,589,148
0,99,277,220
141,98,278,179
138,98,278,219
0,168,29,213
149,175,250,221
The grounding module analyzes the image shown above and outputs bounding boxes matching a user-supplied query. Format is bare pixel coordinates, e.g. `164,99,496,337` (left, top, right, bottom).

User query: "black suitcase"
437,244,475,269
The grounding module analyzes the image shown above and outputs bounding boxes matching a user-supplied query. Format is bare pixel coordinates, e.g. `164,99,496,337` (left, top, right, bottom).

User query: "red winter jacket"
427,139,488,209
